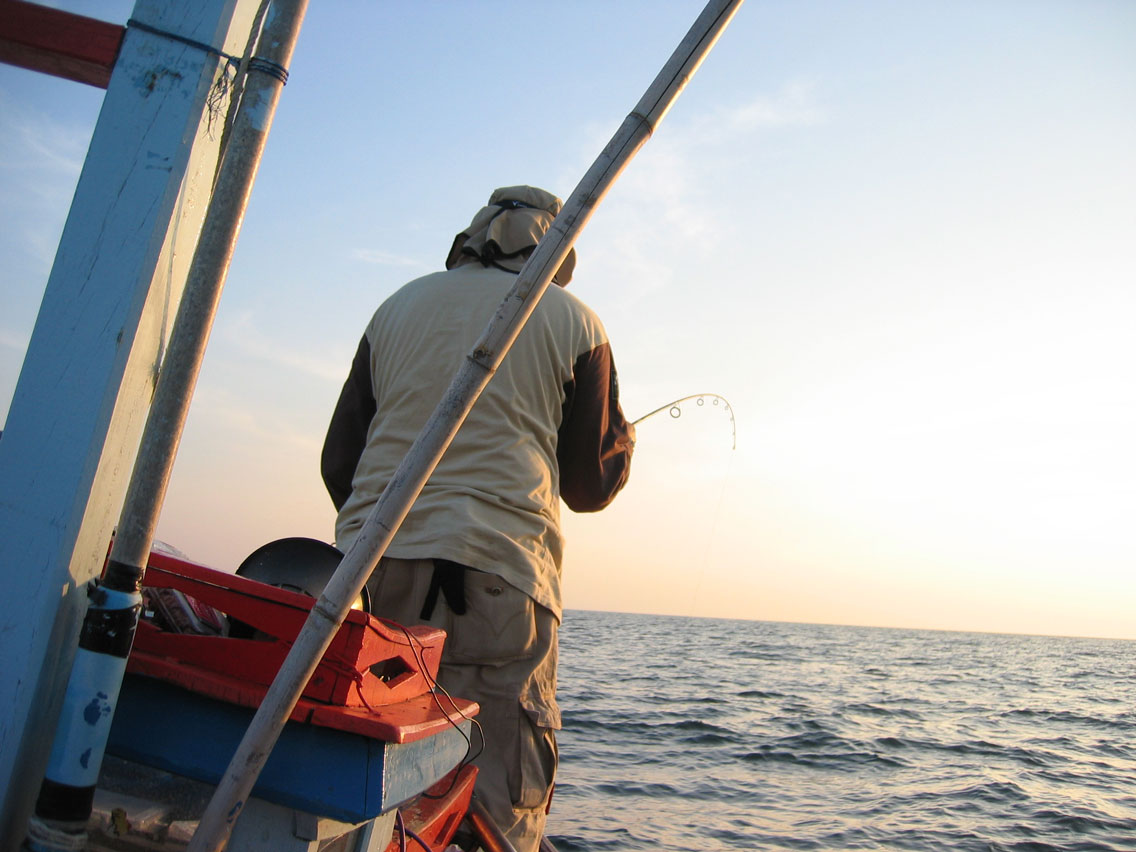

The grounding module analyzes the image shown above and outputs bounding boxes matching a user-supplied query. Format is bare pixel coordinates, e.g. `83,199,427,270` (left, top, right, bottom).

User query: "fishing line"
631,393,737,613
690,446,737,615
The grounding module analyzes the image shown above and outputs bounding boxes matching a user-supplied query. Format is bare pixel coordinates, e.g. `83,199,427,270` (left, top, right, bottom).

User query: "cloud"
0,90,89,178
714,81,824,137
0,89,99,274
217,312,353,383
191,388,323,453
0,331,29,352
351,248,431,270
572,80,826,270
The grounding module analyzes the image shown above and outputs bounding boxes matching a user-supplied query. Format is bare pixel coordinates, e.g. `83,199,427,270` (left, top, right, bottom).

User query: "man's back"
331,263,616,612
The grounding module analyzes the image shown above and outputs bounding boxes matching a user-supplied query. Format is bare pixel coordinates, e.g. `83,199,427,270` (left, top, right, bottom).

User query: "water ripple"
549,612,1136,851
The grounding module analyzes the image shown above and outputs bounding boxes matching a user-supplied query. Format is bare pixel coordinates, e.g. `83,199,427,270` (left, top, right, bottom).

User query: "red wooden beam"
0,0,124,89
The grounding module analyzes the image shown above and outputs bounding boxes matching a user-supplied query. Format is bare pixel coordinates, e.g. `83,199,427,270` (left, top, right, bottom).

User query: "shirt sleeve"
557,342,635,512
321,335,376,511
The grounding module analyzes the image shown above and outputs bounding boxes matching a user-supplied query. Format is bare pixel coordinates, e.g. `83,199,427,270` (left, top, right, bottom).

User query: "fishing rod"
633,393,736,450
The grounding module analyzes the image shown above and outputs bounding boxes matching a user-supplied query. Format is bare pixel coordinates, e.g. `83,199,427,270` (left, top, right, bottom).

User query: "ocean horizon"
565,608,1136,644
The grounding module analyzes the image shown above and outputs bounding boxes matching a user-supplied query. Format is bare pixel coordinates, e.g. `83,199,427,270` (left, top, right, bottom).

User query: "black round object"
235,537,369,612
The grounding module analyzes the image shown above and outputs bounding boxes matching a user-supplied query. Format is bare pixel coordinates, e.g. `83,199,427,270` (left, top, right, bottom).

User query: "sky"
2,1,1134,640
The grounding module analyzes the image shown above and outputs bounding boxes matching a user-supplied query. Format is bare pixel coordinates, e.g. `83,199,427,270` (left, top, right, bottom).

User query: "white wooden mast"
0,1,266,845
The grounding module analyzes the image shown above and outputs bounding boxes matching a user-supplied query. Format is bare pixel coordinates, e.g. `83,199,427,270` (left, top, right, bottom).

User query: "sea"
543,611,1136,852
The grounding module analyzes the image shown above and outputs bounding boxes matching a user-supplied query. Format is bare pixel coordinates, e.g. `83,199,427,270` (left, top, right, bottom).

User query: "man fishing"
321,185,636,852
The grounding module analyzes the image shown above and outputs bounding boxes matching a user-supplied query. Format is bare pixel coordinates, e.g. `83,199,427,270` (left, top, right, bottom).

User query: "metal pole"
25,0,307,846
109,2,303,581
468,796,521,852
188,1,744,848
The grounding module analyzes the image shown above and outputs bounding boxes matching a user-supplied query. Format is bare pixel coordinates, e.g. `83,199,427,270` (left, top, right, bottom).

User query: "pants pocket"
444,571,537,665
513,709,558,811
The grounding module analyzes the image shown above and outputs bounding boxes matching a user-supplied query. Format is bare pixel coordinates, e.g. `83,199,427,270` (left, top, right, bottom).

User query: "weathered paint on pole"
187,1,745,849
25,0,308,844
0,1,265,846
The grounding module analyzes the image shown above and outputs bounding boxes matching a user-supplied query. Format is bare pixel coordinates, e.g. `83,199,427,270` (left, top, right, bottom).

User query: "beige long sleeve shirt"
322,265,634,618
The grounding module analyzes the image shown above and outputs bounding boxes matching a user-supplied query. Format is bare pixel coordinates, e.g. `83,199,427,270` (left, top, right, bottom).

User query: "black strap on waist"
420,559,468,620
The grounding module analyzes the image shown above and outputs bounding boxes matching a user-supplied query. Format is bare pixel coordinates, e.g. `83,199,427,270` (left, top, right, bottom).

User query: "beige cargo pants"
366,557,559,852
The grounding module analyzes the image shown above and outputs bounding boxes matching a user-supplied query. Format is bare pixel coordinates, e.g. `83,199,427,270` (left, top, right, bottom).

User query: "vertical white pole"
0,1,264,846
27,0,307,845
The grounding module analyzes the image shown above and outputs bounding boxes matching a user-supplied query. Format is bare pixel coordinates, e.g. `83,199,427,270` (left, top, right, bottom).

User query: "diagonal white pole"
188,1,744,848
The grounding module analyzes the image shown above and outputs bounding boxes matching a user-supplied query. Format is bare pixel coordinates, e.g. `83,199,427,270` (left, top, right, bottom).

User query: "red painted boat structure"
133,550,474,743
90,545,485,849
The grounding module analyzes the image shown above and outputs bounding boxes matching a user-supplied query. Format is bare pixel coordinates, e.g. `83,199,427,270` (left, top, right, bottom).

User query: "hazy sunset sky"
2,1,1133,639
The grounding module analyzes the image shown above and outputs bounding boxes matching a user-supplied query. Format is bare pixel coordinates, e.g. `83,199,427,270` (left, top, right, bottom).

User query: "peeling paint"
137,67,185,97
83,698,102,726
82,693,111,725
245,93,271,132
